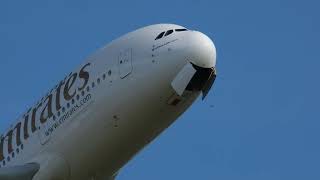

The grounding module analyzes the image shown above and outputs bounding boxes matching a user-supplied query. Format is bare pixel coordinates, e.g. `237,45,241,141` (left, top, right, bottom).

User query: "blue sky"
0,0,319,179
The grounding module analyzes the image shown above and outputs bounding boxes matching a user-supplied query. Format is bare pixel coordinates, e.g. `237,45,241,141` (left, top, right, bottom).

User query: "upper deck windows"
155,28,188,40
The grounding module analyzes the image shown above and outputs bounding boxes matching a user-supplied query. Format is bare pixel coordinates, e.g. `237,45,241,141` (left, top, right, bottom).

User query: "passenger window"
155,31,165,40
165,30,174,36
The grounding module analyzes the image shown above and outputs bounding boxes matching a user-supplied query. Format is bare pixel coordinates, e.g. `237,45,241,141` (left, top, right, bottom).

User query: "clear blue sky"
0,0,319,179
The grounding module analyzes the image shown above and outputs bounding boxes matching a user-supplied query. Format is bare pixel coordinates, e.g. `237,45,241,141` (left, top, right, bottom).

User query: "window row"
0,67,114,168
0,144,24,168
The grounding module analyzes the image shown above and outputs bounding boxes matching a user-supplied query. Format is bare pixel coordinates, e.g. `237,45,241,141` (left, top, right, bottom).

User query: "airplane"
0,23,217,180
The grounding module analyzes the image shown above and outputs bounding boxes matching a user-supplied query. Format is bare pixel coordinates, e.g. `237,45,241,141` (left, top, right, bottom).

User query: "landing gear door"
118,48,133,79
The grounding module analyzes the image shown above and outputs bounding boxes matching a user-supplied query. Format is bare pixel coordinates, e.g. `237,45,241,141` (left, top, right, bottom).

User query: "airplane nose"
171,31,217,100
185,31,216,68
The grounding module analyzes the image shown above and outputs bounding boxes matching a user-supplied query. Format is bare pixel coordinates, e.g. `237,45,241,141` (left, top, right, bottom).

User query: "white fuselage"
0,24,216,180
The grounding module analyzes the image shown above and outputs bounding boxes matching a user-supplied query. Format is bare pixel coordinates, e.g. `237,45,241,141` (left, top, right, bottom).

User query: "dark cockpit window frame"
155,31,165,40
155,28,187,40
175,28,188,32
164,30,174,36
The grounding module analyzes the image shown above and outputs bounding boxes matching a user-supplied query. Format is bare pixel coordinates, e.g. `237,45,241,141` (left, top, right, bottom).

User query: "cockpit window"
155,28,188,40
155,31,165,40
165,30,174,36
175,28,188,32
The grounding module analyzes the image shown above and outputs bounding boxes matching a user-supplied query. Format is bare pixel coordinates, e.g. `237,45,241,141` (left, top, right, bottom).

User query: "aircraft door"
118,48,133,79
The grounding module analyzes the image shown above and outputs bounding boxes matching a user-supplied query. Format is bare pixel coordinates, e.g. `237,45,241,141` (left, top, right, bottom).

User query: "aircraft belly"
81,73,198,179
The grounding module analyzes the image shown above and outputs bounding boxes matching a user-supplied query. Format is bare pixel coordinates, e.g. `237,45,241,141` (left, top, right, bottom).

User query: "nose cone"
185,31,216,68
